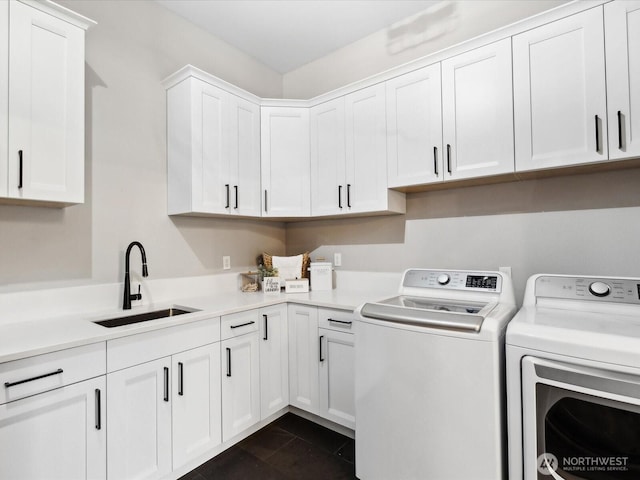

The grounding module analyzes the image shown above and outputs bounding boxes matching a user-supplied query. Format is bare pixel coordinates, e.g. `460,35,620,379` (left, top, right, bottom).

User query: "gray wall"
0,0,286,292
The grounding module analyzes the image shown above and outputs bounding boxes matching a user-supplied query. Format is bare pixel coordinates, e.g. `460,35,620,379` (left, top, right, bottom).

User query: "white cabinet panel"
310,98,346,216
0,1,7,198
605,1,640,160
442,38,514,180
107,358,172,480
319,328,355,429
386,64,443,187
514,7,607,171
261,107,310,217
0,376,105,480
259,305,289,419
233,97,262,216
7,0,86,203
172,343,222,470
221,332,260,441
288,304,319,414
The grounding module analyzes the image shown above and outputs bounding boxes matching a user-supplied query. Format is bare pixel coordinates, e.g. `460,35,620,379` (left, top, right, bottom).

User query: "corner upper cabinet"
165,67,261,217
261,106,310,218
3,0,94,205
386,64,443,188
441,38,514,180
605,1,640,160
513,7,607,171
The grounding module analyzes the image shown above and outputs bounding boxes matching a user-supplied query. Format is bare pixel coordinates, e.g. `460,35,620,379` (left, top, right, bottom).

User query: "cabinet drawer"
221,309,259,340
107,317,220,372
0,342,105,405
318,308,354,333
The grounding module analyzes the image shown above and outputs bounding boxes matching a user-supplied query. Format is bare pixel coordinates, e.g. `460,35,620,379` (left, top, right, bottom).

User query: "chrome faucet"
123,241,148,310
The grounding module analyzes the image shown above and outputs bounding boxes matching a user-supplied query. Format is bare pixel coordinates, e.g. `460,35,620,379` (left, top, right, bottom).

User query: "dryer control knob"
437,274,451,285
589,281,611,297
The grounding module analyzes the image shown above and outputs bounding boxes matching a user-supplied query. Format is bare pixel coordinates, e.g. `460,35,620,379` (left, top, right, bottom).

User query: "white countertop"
0,272,399,364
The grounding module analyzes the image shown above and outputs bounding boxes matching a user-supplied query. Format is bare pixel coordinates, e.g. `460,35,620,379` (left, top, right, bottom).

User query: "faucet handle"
130,284,142,302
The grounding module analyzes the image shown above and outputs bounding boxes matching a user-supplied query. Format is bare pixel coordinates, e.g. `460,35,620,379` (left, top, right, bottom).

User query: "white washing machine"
506,274,640,480
355,269,516,480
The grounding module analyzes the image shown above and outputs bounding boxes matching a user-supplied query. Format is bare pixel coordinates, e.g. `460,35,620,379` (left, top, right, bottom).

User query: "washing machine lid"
360,296,494,332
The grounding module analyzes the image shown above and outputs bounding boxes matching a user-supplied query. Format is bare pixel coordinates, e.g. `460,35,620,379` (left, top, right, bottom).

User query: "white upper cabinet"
5,0,93,205
310,97,346,216
386,64,443,188
261,106,311,218
605,1,640,160
166,72,261,217
442,38,514,180
513,7,607,171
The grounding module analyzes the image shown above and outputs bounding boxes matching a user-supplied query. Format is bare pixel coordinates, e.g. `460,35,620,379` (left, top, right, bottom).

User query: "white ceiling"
156,0,440,73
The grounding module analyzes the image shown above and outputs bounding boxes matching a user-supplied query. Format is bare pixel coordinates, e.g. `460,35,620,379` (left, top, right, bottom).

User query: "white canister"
309,262,333,291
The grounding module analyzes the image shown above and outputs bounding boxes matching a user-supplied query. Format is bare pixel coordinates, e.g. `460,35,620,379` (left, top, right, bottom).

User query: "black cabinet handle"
264,190,268,212
319,335,324,362
618,110,623,150
163,367,169,402
595,115,600,152
225,184,230,208
347,184,351,208
178,362,184,396
433,146,438,176
338,185,343,209
18,150,23,189
230,320,255,329
226,348,232,377
95,389,101,430
234,185,238,209
328,318,352,325
446,144,452,174
4,368,63,388
263,314,268,341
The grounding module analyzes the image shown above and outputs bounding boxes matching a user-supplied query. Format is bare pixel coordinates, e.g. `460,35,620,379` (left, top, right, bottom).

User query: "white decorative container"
309,262,332,291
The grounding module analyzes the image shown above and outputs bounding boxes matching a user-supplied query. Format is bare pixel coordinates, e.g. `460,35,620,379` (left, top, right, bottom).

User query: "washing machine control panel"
402,270,502,292
536,276,640,304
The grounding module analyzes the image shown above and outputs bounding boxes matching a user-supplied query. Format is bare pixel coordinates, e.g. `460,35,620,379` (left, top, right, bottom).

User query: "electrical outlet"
334,253,342,267
223,256,231,270
499,266,512,277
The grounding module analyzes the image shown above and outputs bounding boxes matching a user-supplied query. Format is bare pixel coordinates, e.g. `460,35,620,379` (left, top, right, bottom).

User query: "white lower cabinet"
259,304,289,419
319,328,355,429
107,358,172,480
0,375,106,480
288,304,320,414
221,312,260,442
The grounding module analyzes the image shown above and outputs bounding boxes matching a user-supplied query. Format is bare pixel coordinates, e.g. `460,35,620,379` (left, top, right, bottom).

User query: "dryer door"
522,356,640,480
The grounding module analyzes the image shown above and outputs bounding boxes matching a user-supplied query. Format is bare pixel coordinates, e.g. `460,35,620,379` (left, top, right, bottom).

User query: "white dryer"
507,274,640,480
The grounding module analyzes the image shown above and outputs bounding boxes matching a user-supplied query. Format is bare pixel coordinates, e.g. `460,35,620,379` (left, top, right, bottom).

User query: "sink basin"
94,307,196,328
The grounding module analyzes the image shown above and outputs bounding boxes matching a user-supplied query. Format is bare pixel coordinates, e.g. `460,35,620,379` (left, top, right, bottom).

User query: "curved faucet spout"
123,241,149,310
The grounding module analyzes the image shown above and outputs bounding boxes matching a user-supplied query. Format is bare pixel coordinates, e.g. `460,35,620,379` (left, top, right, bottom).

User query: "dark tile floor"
180,413,356,480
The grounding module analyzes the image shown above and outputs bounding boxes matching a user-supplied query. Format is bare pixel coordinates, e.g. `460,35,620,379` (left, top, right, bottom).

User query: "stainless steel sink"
94,307,197,328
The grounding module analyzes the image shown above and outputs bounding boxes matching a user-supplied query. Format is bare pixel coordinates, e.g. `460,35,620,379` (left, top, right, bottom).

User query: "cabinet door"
231,96,261,216
386,64,443,187
345,83,388,213
261,107,310,218
514,7,607,171
605,1,640,160
0,2,7,198
442,38,514,180
0,376,105,480
319,328,355,429
259,305,289,419
172,343,222,470
7,1,85,203
221,332,260,442
288,304,319,414
107,358,172,480
310,98,347,216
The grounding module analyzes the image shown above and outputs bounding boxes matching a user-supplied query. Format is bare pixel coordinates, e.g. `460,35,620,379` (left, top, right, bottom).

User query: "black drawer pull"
178,362,184,396
163,367,169,402
319,335,324,362
226,348,232,377
230,320,255,329
95,389,101,430
4,368,63,388
263,314,268,341
328,318,352,325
